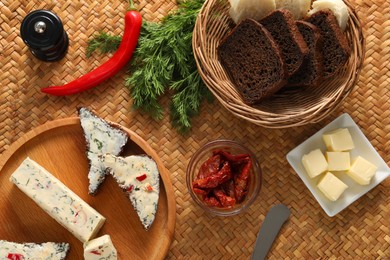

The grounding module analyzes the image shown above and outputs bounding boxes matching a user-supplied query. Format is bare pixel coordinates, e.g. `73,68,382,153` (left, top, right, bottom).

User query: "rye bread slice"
259,9,309,76
305,10,350,78
218,19,287,104
287,21,324,87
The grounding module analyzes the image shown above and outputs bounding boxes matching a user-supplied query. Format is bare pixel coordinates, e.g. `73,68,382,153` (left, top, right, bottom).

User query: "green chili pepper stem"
128,0,135,10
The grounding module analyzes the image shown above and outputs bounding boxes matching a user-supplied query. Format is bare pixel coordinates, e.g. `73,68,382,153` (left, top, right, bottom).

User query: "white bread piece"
275,0,312,19
229,0,276,24
308,0,349,31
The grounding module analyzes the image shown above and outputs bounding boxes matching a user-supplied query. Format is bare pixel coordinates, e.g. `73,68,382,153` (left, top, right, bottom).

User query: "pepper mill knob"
34,21,47,34
20,10,69,62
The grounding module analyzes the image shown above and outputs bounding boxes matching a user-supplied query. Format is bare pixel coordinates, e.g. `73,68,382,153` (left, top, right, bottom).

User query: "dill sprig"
87,0,211,133
86,32,121,57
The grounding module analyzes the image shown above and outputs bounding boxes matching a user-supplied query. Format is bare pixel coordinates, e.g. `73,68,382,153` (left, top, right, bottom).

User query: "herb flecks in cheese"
9,157,106,243
83,235,117,260
0,240,70,260
102,154,160,230
78,107,128,195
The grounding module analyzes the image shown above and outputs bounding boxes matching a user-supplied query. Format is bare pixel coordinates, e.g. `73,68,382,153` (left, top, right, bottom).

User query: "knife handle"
251,204,291,260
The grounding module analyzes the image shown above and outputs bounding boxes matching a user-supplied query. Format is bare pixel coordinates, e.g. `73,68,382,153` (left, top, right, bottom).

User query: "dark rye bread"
259,9,309,77
305,10,350,78
288,21,324,87
218,19,287,105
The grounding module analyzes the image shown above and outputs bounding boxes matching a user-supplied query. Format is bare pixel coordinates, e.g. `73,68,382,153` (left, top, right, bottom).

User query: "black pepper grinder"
20,10,69,62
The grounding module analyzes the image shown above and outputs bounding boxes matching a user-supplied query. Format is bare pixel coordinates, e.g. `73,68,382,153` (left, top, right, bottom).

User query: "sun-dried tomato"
221,179,236,199
234,158,252,202
193,187,209,196
213,188,236,208
192,162,232,189
213,150,250,163
203,196,222,207
192,149,253,209
197,154,221,179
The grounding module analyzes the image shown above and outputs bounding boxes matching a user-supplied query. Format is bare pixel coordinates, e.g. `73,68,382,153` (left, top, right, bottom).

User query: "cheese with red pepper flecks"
0,240,70,260
9,157,106,243
78,107,128,195
83,235,117,260
102,154,160,230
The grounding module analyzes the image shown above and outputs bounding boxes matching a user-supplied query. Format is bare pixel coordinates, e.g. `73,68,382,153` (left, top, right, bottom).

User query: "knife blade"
251,204,291,260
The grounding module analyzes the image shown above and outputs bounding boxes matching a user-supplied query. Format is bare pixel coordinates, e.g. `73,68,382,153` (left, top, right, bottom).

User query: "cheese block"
0,240,70,260
326,151,350,171
102,154,160,230
347,156,377,185
10,157,106,243
78,107,128,195
302,149,328,178
84,235,117,260
322,128,354,151
317,172,348,201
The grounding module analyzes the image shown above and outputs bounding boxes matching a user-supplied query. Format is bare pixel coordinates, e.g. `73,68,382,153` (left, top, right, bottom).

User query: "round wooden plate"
0,117,176,259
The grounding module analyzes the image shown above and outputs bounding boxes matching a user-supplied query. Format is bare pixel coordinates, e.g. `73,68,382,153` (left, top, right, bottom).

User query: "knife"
251,204,291,260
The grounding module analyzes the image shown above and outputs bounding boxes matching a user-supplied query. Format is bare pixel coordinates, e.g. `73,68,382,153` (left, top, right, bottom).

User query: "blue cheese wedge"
78,107,128,195
83,235,117,260
9,157,106,243
0,240,69,260
102,154,160,230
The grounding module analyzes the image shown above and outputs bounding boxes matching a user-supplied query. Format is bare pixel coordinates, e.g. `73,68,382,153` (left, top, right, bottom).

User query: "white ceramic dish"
286,113,390,217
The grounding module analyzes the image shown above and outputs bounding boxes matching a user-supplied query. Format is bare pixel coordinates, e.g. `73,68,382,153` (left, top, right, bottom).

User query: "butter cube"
326,151,350,171
302,149,328,178
347,156,377,185
317,172,348,201
322,128,355,151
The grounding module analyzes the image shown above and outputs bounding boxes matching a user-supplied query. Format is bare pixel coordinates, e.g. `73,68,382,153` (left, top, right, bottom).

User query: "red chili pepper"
136,174,147,181
72,210,80,223
126,185,134,193
90,250,101,255
145,183,154,192
7,253,24,260
41,8,142,96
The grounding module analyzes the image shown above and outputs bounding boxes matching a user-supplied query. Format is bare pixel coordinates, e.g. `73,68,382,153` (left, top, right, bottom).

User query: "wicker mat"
0,0,389,258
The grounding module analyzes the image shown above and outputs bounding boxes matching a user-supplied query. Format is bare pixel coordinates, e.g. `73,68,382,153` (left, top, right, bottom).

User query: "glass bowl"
186,139,262,216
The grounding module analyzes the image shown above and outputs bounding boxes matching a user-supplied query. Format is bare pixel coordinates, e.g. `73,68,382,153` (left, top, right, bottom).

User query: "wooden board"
0,117,176,259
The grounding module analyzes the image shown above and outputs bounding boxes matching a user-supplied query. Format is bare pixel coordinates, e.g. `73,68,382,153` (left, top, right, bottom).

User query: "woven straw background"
0,0,389,259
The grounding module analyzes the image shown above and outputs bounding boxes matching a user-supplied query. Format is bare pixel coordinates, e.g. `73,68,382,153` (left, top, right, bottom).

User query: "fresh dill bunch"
127,0,210,133
170,71,213,133
86,32,121,57
87,0,211,133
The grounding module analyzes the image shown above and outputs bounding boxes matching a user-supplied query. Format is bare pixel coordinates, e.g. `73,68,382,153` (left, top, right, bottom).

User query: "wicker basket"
192,0,365,128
